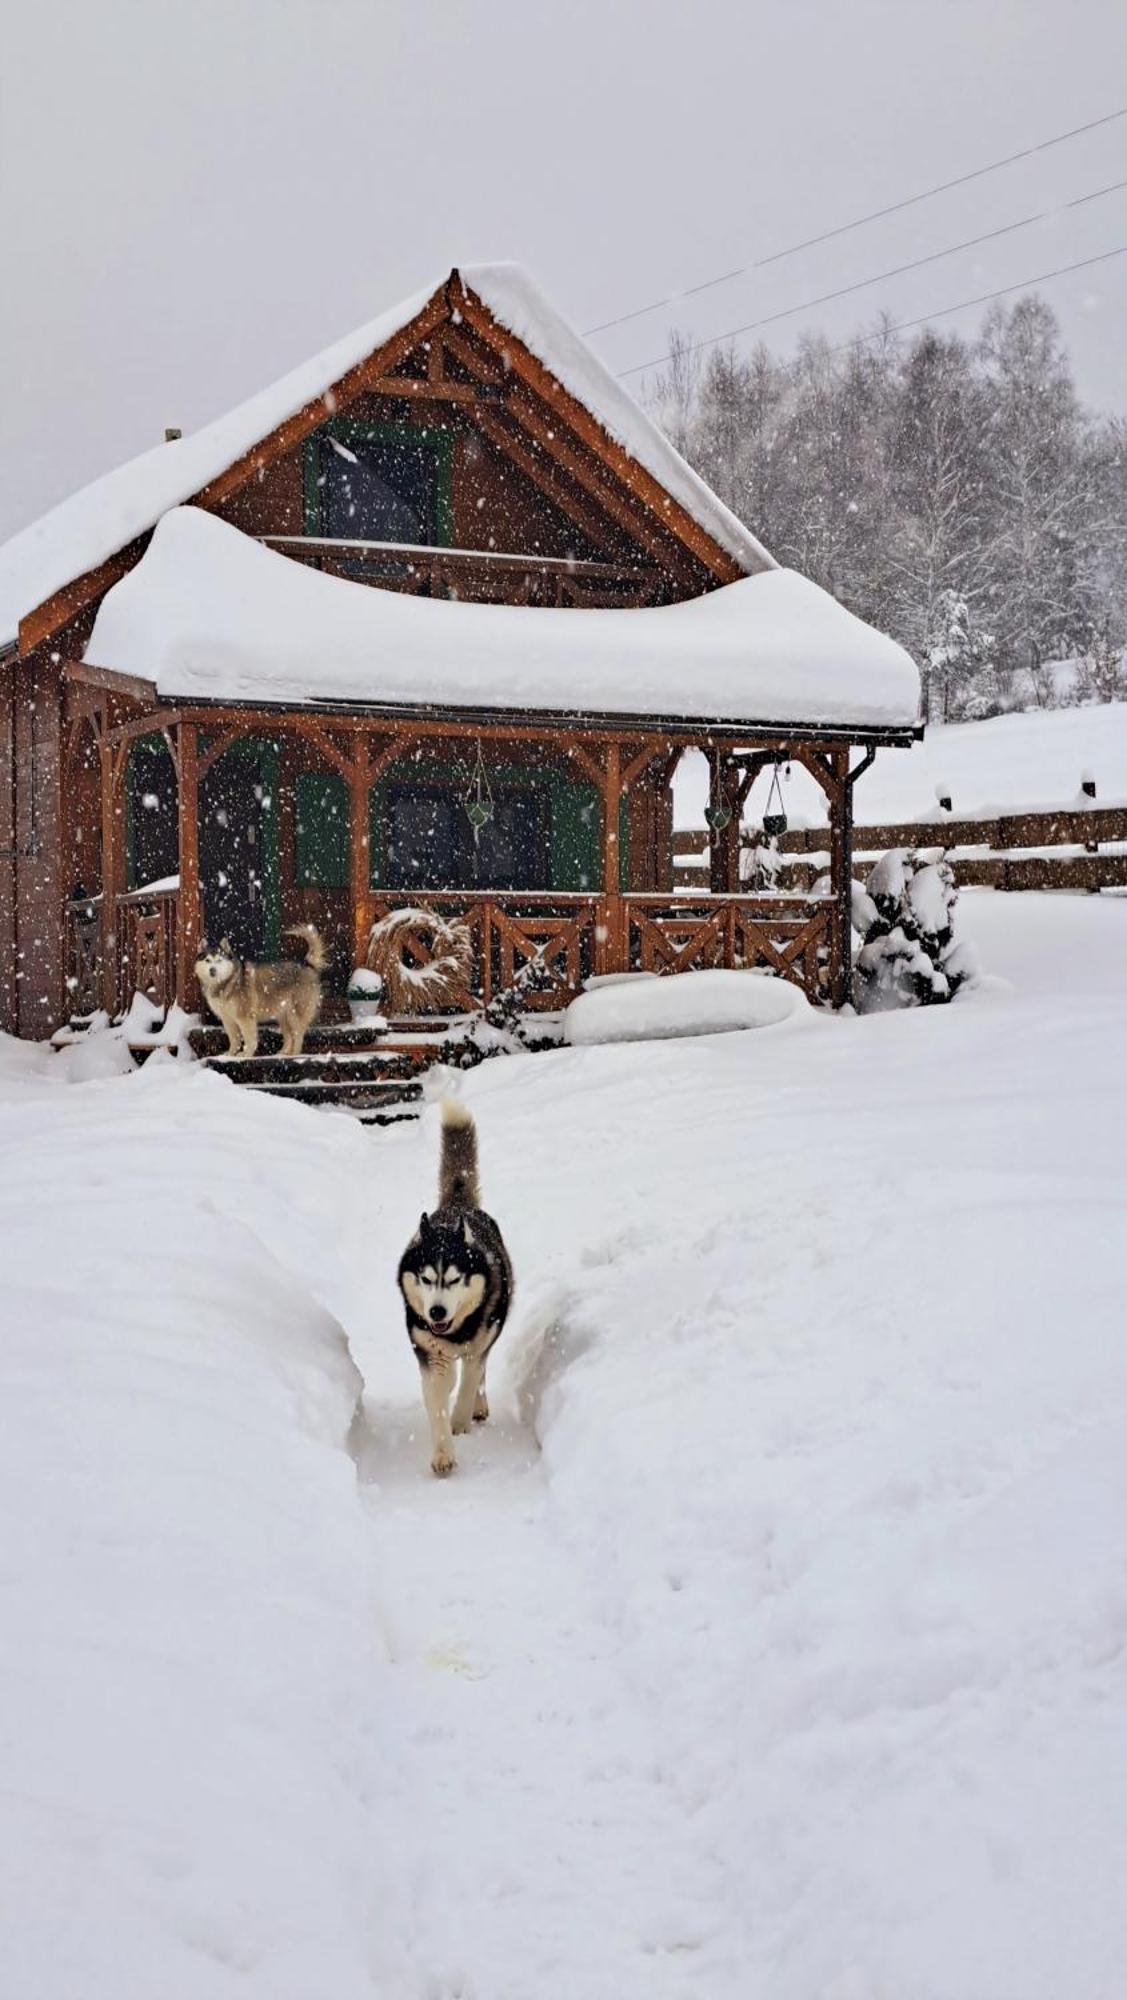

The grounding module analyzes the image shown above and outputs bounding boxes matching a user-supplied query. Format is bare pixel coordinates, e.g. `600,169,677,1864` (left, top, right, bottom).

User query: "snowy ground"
675,699,1127,827
2,890,1126,1998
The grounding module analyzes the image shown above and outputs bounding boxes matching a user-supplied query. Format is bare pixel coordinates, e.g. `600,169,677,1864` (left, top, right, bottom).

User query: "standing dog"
195,924,327,1057
397,1100,513,1476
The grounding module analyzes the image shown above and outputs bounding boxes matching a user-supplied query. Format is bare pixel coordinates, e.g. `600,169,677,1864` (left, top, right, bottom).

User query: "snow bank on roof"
0,262,768,649
86,509,920,729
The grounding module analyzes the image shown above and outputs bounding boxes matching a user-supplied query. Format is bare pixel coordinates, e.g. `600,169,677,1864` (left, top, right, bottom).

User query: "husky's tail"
284,924,328,973
439,1098,480,1210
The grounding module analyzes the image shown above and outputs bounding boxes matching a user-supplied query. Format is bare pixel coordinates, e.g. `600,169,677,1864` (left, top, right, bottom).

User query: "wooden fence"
674,800,1127,895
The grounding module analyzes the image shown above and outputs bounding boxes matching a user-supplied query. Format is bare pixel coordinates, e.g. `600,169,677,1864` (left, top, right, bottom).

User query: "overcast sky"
2,0,1126,543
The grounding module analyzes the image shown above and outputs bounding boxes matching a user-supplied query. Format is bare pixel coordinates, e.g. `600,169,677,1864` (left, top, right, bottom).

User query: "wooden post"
828,745,852,1010
705,751,741,894
597,741,623,973
348,749,372,973
100,738,121,1018
176,721,201,1008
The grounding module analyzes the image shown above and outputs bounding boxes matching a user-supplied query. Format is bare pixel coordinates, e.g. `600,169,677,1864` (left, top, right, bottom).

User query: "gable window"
313,428,448,546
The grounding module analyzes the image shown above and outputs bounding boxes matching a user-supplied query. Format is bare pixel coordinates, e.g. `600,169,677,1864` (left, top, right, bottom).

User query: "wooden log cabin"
0,265,920,1041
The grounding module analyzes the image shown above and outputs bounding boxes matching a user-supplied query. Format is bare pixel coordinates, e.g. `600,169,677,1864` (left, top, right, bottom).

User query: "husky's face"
195,939,237,989
402,1215,486,1334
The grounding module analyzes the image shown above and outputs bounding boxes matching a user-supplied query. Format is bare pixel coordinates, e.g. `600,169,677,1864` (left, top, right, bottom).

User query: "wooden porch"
60,695,865,1027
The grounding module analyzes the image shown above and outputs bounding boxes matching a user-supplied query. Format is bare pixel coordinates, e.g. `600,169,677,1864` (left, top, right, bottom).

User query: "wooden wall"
11,656,65,1038
0,663,16,1033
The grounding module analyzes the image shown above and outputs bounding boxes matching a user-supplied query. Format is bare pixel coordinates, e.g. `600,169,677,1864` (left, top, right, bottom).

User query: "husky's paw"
473,1391,489,1423
451,1413,473,1436
430,1445,456,1477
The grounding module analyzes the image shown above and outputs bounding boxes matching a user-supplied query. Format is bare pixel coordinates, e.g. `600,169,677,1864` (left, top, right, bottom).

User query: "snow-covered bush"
854,849,978,1012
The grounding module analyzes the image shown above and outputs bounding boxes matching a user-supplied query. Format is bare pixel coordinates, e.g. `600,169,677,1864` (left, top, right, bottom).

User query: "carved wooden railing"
366,889,835,1008
64,894,104,1016
117,885,179,1010
263,537,661,608
366,892,602,1010
65,886,180,1018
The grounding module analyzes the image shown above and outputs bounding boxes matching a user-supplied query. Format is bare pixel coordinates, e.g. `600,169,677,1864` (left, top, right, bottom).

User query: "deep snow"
2,891,1125,1997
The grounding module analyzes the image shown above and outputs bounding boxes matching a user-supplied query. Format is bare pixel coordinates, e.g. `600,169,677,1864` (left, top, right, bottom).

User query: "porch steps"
188,1023,442,1125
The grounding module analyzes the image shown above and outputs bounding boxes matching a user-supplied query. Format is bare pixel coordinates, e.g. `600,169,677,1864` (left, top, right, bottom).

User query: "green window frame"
294,770,349,889
302,418,453,547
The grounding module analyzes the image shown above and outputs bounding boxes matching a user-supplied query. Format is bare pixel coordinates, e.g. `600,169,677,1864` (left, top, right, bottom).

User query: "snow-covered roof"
85,509,920,731
0,263,769,650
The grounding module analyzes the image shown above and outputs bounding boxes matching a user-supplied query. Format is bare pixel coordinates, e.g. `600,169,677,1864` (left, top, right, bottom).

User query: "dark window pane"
383,784,550,892
322,437,439,545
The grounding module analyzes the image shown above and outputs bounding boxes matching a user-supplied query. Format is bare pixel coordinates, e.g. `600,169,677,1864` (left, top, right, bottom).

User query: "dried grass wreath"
366,907,474,1016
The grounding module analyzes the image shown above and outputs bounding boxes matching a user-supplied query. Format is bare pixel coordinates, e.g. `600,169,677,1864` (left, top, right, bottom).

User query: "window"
128,743,178,890
384,784,550,891
294,771,349,888
319,434,443,545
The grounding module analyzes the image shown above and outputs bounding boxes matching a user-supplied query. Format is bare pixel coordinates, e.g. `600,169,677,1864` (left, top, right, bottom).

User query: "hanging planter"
761,762,788,840
462,741,494,846
704,801,732,832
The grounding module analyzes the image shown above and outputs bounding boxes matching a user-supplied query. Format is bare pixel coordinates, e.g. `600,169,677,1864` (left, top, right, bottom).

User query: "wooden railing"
63,885,180,1019
366,888,835,1007
262,537,661,607
674,802,1127,895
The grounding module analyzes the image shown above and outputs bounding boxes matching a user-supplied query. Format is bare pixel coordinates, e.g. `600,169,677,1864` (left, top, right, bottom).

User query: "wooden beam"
197,723,251,781
475,408,620,556
100,739,121,1017
453,279,750,585
367,377,503,405
347,745,372,974
176,722,201,1004
503,383,702,586
61,657,157,704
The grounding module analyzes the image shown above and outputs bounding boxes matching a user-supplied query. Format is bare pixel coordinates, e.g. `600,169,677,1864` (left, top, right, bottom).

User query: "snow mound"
564,967,813,1044
87,507,920,728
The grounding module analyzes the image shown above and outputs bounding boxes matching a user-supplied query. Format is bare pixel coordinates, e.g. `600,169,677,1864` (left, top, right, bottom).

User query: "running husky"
397,1100,514,1476
194,925,327,1057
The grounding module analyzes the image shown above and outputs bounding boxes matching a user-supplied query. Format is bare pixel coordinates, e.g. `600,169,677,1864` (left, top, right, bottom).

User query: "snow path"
2,891,1126,1997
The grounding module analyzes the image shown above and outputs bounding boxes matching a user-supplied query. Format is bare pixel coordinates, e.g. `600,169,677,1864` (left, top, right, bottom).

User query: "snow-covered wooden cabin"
0,265,920,1040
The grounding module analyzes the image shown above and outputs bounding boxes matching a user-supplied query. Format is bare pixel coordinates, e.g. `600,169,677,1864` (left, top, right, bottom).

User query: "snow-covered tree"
853,850,977,1012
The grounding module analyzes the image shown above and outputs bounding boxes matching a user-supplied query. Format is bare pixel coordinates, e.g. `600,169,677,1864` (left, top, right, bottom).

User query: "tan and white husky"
194,925,328,1057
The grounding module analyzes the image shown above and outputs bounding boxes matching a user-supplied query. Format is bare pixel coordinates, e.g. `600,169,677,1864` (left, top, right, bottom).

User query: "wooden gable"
19,272,750,657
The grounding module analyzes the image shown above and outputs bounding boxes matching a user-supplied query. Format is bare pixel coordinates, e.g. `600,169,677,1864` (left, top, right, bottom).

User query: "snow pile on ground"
0,1055,418,1997
564,966,812,1043
2,892,1125,1997
675,700,1127,829
85,507,919,728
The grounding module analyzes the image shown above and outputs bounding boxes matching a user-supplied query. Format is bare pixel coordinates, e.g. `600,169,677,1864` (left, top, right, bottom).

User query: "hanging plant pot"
761,762,788,840
463,742,495,846
704,802,732,831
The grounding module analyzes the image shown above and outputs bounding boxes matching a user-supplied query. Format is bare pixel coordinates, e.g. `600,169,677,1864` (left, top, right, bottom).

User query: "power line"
615,177,1127,377
584,104,1127,338
826,242,1127,353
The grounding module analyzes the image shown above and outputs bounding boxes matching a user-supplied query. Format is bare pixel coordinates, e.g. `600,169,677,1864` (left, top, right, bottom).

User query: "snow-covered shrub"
854,849,978,1013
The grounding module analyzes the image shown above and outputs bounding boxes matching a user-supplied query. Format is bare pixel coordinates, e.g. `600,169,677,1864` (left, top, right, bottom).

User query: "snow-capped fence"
674,798,1127,896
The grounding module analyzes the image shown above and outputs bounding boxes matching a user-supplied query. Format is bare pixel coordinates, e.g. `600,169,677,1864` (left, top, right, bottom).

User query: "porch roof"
85,508,921,733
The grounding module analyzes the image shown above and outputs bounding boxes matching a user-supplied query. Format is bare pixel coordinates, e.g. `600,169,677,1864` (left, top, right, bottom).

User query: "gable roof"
85,507,919,733
0,264,772,653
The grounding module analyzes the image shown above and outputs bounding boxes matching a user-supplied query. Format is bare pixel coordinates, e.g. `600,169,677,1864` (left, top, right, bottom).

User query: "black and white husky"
397,1100,514,1476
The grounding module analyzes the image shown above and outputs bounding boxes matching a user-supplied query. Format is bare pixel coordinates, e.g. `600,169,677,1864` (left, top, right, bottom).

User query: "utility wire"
826,242,1127,353
585,104,1127,338
616,177,1127,377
